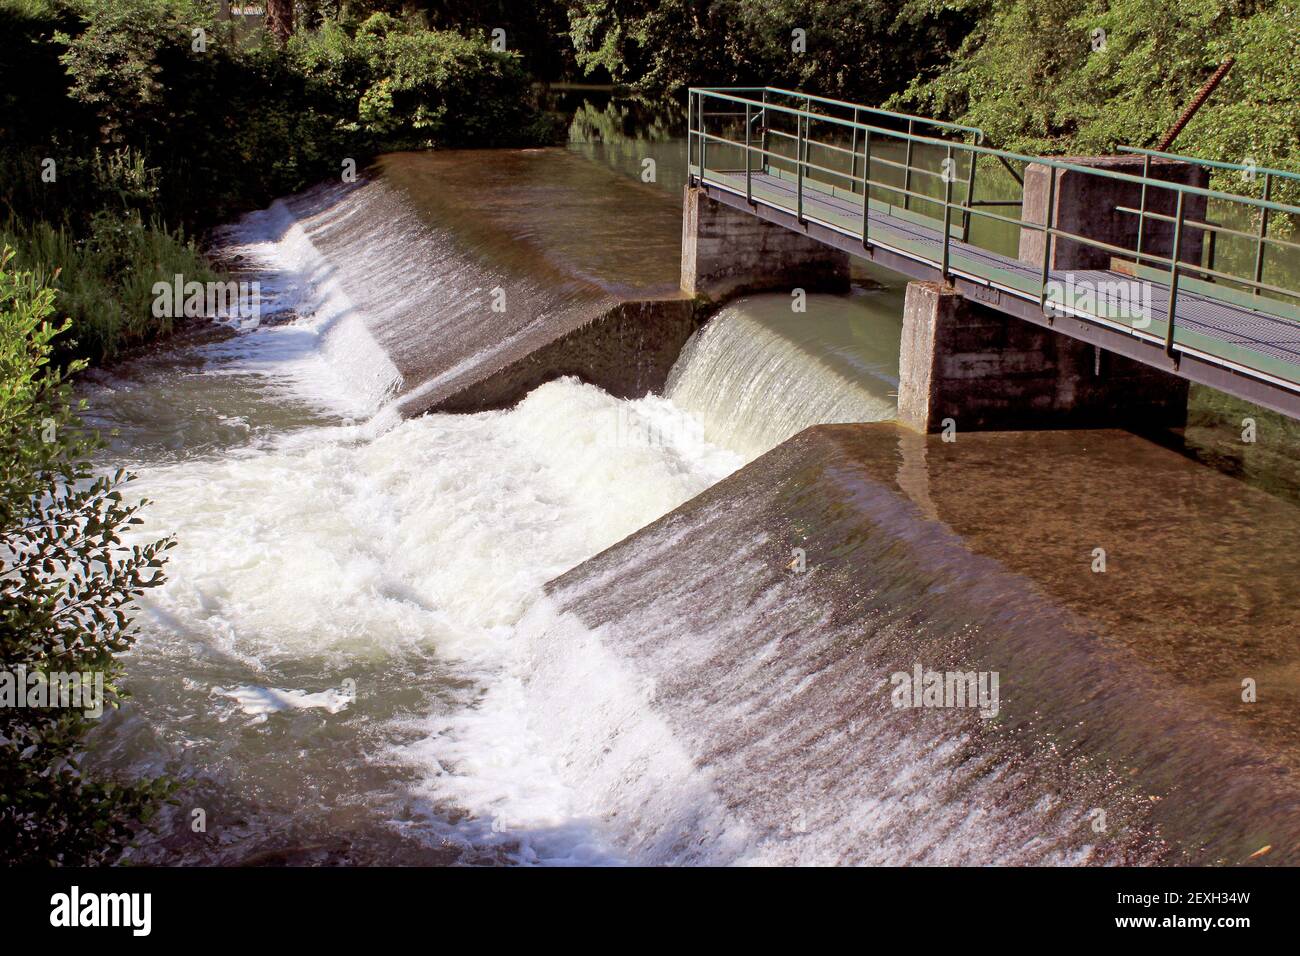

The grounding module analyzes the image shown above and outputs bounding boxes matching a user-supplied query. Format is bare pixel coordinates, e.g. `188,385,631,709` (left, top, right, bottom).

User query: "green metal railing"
687,87,1300,372
1116,145,1300,303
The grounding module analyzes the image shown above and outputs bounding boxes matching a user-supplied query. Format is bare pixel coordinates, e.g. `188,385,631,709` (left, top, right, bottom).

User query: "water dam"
80,114,1300,866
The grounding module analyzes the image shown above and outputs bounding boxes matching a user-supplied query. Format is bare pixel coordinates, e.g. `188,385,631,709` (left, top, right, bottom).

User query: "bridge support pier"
898,281,1189,433
1018,155,1209,270
681,185,850,300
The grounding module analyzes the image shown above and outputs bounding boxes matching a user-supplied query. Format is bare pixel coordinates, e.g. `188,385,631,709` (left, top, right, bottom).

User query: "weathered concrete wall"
681,185,850,300
401,297,699,416
1018,156,1210,270
898,281,1188,432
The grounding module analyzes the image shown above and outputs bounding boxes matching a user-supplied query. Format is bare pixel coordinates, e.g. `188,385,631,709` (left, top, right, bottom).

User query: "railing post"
962,136,977,241
760,89,769,175
743,102,751,203
687,91,694,184
1135,153,1151,264
1038,167,1058,314
861,128,872,249
699,94,707,181
796,109,805,224
941,144,954,283
1253,172,1272,296
802,96,811,171
1165,190,1185,358
903,119,915,211
850,108,859,184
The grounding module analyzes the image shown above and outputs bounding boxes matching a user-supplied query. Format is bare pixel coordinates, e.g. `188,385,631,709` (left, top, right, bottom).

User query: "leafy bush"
290,13,558,150
0,250,174,865
563,0,973,103
2,0,556,233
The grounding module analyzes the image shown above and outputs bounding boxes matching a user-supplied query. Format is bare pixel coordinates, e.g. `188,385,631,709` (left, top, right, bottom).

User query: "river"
77,93,1300,865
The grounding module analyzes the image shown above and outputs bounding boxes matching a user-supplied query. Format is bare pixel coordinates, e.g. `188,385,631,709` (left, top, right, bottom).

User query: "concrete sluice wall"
523,424,1300,865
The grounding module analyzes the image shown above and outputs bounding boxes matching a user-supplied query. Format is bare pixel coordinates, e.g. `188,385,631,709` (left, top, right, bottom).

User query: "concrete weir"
532,424,1300,864
398,297,700,416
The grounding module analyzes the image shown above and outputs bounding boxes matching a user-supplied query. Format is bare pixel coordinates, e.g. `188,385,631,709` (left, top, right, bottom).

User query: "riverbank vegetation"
0,252,175,865
0,0,554,364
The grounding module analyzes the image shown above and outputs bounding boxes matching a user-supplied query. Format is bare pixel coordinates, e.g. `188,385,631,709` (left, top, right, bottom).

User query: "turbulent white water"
117,375,741,862
85,152,915,864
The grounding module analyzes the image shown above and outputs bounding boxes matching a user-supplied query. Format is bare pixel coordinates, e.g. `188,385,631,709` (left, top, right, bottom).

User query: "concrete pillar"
681,185,850,300
897,281,1188,433
1018,156,1209,271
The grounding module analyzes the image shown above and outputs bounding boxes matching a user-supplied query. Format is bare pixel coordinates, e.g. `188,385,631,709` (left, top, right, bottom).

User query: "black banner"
0,865,1288,943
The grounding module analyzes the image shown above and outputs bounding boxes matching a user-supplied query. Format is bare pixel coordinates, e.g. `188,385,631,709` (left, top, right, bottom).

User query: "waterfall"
666,292,901,460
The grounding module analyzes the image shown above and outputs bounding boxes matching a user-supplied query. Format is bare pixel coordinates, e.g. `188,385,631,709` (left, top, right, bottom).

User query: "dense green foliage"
563,0,971,102
890,0,1299,189
289,13,555,151
0,0,553,362
0,215,216,365
0,251,174,865
2,0,552,231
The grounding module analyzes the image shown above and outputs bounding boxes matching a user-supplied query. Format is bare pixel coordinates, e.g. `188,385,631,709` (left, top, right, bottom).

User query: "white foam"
666,294,899,461
211,199,404,420
125,376,741,861
215,684,353,719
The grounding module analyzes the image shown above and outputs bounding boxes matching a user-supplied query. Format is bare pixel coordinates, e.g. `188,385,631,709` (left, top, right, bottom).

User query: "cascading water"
82,129,914,864
80,118,1300,866
665,291,902,460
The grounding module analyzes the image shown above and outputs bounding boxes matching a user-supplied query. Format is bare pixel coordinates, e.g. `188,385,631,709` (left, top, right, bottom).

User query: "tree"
266,0,294,42
0,250,174,865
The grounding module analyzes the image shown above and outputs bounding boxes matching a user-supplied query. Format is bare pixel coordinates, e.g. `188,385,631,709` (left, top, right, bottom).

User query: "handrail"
1118,146,1300,185
688,83,1300,390
690,87,1300,217
691,86,985,140
758,86,985,141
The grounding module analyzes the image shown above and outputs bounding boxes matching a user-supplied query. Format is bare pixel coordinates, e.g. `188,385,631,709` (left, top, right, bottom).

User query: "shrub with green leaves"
290,13,556,150
0,250,174,865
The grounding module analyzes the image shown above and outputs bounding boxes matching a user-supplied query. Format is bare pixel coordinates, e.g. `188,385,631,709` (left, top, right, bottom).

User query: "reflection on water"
563,91,689,201
878,427,1300,774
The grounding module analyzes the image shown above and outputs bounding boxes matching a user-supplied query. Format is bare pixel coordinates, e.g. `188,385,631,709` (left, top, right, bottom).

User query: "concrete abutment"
681,184,850,300
897,281,1189,433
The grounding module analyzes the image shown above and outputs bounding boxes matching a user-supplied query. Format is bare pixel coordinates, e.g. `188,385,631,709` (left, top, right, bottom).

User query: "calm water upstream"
78,94,1300,865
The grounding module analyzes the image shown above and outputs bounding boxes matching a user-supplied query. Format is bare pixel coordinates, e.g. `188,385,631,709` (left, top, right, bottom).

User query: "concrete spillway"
90,129,1300,866
221,148,696,421
492,424,1300,865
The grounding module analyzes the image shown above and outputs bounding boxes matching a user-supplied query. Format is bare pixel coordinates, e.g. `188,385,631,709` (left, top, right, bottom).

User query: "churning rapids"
78,134,1300,866
78,142,907,865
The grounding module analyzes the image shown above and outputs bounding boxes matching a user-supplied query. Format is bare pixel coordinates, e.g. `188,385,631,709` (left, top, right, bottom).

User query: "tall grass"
0,214,217,364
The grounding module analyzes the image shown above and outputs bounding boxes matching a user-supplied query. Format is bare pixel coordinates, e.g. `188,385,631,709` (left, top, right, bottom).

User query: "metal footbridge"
687,87,1300,418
